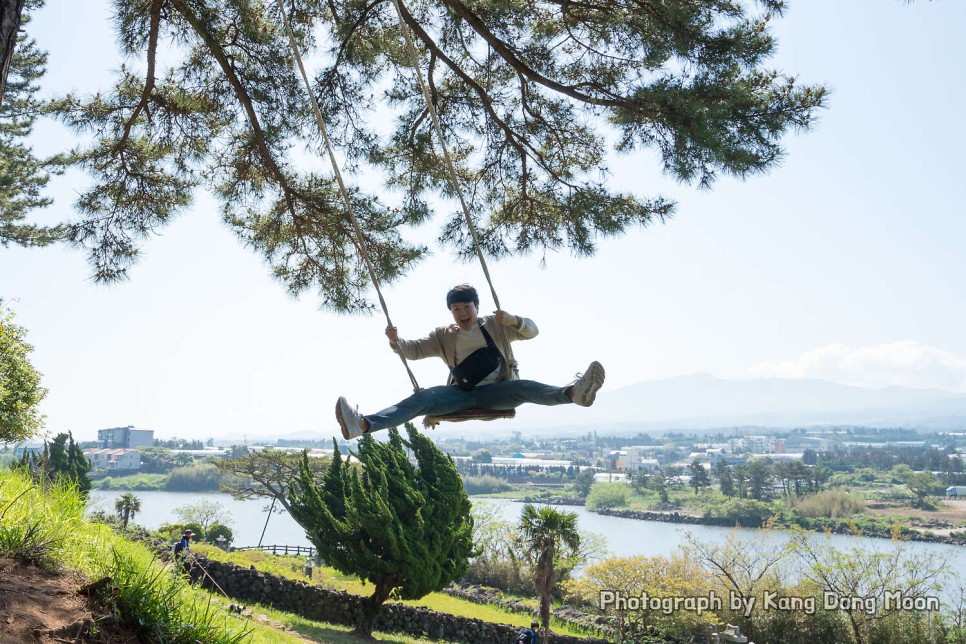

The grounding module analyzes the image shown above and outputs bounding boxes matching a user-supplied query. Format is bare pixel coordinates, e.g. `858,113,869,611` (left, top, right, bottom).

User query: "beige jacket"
393,315,538,384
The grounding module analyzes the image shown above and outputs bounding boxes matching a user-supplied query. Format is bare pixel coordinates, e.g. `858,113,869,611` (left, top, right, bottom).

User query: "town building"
83,448,141,471
614,446,661,472
12,443,45,460
729,435,780,454
97,426,154,449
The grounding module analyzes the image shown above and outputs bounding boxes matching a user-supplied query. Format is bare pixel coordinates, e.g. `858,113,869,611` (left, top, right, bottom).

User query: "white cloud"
748,341,966,392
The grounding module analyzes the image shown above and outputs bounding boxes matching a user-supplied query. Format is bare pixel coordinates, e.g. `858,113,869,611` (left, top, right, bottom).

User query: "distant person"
335,284,605,439
515,621,540,644
174,529,194,560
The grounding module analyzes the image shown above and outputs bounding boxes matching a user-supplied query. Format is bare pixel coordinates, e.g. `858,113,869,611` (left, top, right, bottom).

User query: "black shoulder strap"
451,320,502,368
478,321,498,351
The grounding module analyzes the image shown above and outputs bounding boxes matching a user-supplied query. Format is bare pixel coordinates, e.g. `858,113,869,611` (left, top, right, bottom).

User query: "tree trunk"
353,575,398,638
537,563,554,636
0,0,26,105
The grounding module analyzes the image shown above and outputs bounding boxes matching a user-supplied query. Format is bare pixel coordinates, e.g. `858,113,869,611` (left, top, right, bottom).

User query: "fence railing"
232,544,316,558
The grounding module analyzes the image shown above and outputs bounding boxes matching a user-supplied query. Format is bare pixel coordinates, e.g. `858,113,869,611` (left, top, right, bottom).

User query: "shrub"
462,556,534,595
703,498,776,527
164,463,224,491
585,482,629,510
788,490,866,519
205,522,234,547
158,521,204,543
462,474,512,495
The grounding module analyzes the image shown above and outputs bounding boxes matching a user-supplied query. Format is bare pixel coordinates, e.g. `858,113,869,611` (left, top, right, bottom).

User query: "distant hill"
250,375,966,442
503,373,966,436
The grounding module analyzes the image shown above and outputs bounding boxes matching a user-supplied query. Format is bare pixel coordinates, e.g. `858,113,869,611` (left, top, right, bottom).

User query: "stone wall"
188,557,612,644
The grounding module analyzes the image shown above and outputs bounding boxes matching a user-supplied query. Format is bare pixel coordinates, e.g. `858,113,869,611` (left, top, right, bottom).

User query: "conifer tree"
16,431,92,494
17,0,824,310
0,0,63,247
287,423,474,636
0,0,26,103
688,458,712,494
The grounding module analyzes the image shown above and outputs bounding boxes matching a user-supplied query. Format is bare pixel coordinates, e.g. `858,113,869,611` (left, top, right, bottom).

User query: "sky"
3,1,965,443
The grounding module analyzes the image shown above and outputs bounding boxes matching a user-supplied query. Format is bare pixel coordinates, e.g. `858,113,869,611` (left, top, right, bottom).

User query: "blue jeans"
365,380,572,432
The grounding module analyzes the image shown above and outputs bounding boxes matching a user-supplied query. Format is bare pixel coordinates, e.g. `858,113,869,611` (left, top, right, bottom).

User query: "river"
89,489,966,570
90,489,966,611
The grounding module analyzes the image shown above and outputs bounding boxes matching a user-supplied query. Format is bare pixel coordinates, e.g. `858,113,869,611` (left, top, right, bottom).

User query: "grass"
0,467,460,643
197,546,594,637
229,600,455,643
0,468,251,642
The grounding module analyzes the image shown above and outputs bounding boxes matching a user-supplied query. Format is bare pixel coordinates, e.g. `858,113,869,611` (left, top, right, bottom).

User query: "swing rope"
276,0,516,426
388,0,502,311
388,0,516,427
274,0,420,392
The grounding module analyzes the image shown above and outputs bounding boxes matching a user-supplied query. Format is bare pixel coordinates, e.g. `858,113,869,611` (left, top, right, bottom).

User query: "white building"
594,472,629,483
489,457,572,468
729,435,774,454
170,447,232,459
84,448,141,471
615,446,661,473
97,426,154,449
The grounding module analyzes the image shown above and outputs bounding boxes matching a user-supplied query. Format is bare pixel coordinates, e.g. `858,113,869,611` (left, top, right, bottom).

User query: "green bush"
205,522,234,547
164,463,224,491
462,474,512,495
585,482,629,510
158,521,204,542
703,498,776,527
93,473,166,490
788,489,866,519
462,555,534,595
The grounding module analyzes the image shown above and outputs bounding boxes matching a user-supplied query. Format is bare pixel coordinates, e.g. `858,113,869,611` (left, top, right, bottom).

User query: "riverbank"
592,507,966,546
511,495,966,547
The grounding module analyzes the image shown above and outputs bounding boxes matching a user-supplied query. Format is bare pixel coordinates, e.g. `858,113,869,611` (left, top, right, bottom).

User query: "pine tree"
16,0,826,310
688,459,712,494
16,431,92,494
714,459,736,497
0,0,26,103
287,423,474,637
0,0,63,247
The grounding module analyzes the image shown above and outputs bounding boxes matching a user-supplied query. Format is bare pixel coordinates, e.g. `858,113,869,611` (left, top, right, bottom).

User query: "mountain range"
251,375,966,443
503,373,966,436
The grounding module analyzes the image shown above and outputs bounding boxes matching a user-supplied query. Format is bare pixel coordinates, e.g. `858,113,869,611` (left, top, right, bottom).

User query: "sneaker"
570,361,605,407
336,396,368,439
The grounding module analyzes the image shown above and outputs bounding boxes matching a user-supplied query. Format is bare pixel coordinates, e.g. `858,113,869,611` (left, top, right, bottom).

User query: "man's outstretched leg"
336,397,370,440
336,386,472,440
472,361,605,410
569,361,605,406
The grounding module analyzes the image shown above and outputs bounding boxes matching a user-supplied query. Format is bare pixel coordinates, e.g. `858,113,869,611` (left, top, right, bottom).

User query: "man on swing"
335,284,605,439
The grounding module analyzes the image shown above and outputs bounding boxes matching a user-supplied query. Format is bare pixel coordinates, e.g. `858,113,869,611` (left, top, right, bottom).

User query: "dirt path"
0,555,141,644
0,556,323,644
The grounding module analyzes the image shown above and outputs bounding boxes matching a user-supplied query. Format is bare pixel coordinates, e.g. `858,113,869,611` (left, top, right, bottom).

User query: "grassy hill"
0,468,439,642
0,467,596,643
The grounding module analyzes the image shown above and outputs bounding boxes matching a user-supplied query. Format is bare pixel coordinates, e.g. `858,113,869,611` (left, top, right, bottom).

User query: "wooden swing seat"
423,408,516,429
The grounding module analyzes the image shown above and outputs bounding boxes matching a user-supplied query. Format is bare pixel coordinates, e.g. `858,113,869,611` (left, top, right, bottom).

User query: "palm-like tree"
114,493,142,529
517,504,581,638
